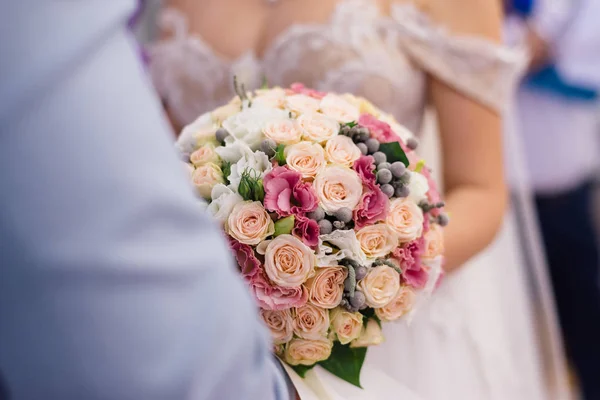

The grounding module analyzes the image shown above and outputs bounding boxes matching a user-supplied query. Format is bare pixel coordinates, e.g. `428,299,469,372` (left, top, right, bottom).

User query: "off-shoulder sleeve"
390,4,528,112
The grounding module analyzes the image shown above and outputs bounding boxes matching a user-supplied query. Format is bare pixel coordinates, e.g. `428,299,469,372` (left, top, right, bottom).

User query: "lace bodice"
149,0,525,132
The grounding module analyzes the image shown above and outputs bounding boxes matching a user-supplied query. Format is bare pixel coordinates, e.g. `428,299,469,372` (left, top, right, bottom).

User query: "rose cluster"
178,84,446,371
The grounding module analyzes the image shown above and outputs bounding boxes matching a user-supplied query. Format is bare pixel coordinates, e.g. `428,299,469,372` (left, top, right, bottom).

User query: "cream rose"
223,106,289,149
357,265,401,308
293,303,330,340
350,319,385,348
329,307,363,344
355,224,398,259
422,224,444,261
324,135,362,167
260,309,294,345
313,166,363,213
375,286,416,322
225,201,274,245
284,141,327,179
387,198,424,243
319,94,360,123
211,102,240,124
284,337,333,366
263,119,302,145
253,88,287,109
192,162,224,199
306,266,348,309
286,94,321,115
261,234,315,287
190,144,220,166
297,112,340,143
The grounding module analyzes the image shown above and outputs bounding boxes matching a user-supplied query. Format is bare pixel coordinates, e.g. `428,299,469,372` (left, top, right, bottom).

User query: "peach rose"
192,162,224,199
286,94,321,115
375,286,416,322
330,307,363,344
313,166,363,213
306,266,348,309
422,224,445,261
190,144,220,166
387,198,424,243
284,141,327,179
225,201,275,245
261,234,315,287
284,337,333,366
350,319,385,348
263,119,302,145
324,135,362,167
296,112,340,143
319,94,360,123
260,309,294,345
293,303,330,340
357,265,401,308
356,224,398,259
253,88,287,109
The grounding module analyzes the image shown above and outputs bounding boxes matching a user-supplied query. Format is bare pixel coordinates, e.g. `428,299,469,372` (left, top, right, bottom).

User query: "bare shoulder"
388,0,503,42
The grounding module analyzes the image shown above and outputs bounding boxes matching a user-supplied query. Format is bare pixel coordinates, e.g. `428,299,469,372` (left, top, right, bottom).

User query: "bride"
139,0,569,398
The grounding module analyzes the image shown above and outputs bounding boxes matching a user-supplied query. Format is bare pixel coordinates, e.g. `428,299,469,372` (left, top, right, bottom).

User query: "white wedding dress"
144,1,570,398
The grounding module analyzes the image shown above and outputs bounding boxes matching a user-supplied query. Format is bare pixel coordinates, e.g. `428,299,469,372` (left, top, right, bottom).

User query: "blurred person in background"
137,0,571,398
507,0,600,398
0,3,293,400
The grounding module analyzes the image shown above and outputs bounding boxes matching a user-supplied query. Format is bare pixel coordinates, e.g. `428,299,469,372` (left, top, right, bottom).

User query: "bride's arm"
427,0,507,272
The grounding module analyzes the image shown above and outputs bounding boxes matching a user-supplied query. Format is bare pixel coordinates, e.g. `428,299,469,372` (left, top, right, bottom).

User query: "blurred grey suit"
0,2,289,399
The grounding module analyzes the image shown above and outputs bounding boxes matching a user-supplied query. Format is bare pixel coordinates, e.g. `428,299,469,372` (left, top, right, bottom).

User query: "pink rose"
422,224,444,262
358,114,399,144
225,201,275,245
353,182,390,229
250,268,308,310
292,303,330,340
375,286,416,322
228,236,261,278
305,266,348,309
353,155,377,185
260,309,294,345
288,83,326,99
263,166,318,217
260,234,315,287
293,215,320,248
386,198,424,243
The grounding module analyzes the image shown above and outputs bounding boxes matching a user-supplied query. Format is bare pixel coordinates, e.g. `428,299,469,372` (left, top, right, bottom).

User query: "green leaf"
274,144,286,165
344,121,358,128
379,142,409,167
221,161,232,185
291,364,315,378
274,215,295,237
319,342,367,388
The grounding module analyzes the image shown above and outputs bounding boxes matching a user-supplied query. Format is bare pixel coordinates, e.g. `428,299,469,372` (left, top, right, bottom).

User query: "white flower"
228,150,273,191
286,94,321,115
316,229,368,267
214,137,254,164
319,94,360,123
207,184,244,223
223,107,289,149
407,171,429,203
176,112,216,155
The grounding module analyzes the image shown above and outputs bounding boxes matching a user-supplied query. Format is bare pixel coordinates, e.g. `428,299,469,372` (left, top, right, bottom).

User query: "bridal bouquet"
177,82,447,388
